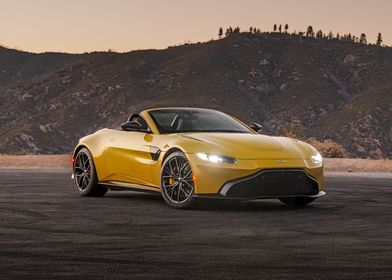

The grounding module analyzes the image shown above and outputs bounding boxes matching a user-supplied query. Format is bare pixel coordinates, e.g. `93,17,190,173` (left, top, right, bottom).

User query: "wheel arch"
73,144,93,160
73,144,86,159
161,147,187,166
72,143,103,180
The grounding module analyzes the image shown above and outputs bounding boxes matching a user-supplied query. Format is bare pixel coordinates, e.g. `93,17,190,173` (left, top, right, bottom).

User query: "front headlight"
311,152,323,164
196,153,238,164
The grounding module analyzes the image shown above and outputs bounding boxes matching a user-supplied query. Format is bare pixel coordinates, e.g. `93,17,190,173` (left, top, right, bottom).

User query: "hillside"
0,33,391,158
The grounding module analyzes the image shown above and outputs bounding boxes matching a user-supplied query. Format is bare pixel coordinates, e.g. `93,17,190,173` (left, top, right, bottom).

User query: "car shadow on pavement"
105,191,325,212
194,199,322,212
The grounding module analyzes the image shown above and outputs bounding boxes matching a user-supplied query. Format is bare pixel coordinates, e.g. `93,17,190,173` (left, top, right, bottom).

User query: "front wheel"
279,197,316,207
160,151,196,209
73,148,108,197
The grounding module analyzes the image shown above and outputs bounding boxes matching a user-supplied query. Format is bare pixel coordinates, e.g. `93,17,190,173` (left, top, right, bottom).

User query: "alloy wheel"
74,151,92,191
162,156,194,204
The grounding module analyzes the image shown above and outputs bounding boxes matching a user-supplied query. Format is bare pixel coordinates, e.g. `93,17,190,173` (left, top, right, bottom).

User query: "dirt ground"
0,155,391,173
323,158,392,173
0,155,72,170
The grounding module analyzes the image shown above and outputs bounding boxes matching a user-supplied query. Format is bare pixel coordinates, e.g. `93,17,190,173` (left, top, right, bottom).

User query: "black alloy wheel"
161,151,195,209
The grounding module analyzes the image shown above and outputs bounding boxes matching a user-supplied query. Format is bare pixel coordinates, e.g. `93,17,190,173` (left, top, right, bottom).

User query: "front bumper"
188,154,324,195
193,169,326,200
220,169,319,199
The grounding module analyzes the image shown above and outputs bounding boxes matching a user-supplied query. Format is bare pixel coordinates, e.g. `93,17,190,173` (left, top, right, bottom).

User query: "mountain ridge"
0,33,391,158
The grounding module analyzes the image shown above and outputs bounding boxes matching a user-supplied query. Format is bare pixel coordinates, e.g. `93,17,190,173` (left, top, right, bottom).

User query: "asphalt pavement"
0,170,391,279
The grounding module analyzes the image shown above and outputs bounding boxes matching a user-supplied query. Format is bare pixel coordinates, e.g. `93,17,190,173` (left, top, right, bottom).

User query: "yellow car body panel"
73,108,324,196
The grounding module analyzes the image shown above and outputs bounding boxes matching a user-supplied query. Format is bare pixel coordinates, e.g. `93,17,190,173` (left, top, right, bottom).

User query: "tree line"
219,25,385,47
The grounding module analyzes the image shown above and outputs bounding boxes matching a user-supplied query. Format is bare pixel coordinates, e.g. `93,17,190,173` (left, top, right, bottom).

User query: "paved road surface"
0,171,391,279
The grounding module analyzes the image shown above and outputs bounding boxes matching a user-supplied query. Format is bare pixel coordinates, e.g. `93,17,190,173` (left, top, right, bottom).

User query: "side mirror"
121,121,148,132
250,122,263,133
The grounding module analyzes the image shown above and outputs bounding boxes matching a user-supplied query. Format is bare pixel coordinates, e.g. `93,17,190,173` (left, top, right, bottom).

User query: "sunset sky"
0,0,391,53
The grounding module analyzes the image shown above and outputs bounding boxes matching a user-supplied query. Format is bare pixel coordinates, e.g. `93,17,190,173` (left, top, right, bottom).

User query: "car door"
104,129,155,186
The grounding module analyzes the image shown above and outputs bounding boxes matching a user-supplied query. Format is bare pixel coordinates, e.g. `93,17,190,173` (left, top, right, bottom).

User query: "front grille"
222,169,319,199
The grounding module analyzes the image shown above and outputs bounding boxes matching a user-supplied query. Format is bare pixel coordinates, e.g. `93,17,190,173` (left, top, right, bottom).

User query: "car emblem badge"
276,159,287,163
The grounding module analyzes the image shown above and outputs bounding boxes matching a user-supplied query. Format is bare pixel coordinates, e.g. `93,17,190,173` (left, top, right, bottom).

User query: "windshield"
148,109,253,134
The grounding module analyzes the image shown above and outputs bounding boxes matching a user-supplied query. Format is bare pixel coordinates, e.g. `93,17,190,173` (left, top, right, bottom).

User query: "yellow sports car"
72,107,325,209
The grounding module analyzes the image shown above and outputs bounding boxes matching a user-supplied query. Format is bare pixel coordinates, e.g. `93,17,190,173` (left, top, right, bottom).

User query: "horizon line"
1,30,390,55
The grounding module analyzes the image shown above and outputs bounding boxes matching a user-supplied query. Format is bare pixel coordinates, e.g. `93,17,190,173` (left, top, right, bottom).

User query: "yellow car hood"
181,133,311,160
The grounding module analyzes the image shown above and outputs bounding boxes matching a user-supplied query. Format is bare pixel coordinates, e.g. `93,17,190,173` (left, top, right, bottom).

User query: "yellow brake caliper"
169,177,175,185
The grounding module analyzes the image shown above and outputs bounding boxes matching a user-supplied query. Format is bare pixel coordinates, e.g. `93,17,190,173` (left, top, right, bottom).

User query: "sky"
0,0,391,53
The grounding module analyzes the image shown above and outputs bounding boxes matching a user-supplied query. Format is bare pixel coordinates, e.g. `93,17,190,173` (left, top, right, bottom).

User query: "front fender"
72,129,111,181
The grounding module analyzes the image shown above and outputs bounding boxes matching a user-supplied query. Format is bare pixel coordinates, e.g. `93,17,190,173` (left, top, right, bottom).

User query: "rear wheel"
73,148,108,197
160,151,195,209
279,197,316,207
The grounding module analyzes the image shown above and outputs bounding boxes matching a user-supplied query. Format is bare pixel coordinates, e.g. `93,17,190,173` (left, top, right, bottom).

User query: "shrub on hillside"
306,137,347,158
280,124,303,139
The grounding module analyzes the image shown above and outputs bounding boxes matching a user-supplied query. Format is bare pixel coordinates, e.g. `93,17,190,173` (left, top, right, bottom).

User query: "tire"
279,197,316,207
160,151,196,209
73,148,108,197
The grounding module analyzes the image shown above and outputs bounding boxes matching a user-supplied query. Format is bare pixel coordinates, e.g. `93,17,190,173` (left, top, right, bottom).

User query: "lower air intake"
222,169,319,199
